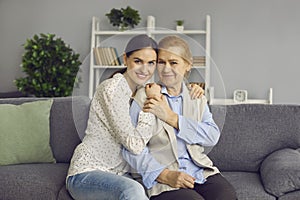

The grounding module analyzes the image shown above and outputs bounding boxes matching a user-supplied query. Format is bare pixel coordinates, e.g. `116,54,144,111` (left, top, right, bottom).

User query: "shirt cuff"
143,168,165,189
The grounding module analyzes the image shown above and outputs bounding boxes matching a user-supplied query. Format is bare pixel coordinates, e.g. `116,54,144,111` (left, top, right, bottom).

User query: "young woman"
66,35,204,200
123,35,237,200
66,35,158,200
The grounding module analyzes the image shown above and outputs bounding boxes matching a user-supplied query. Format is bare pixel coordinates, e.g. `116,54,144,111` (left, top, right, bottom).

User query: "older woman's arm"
143,95,220,146
177,104,220,146
122,147,165,189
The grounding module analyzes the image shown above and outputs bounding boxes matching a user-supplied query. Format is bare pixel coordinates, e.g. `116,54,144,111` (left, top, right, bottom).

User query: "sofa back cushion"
49,96,90,162
0,96,90,163
208,104,300,172
0,99,55,165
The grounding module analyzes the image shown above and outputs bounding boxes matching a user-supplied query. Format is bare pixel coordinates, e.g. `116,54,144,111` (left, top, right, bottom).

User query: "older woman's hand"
156,169,196,189
143,95,179,129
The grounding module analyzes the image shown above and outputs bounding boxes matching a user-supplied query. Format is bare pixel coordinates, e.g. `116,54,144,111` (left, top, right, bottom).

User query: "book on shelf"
192,56,205,66
93,47,103,65
93,47,121,66
111,47,122,65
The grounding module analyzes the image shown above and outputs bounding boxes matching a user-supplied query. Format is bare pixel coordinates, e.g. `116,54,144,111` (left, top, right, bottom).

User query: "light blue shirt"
123,86,220,189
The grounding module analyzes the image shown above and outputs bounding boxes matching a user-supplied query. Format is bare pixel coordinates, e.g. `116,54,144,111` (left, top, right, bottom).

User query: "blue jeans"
66,170,149,200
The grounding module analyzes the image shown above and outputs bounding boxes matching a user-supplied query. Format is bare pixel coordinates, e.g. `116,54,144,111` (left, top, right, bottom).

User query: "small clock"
233,90,248,103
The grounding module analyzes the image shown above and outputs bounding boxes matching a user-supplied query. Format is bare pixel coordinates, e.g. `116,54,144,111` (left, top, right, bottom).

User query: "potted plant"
15,33,81,97
106,6,141,31
176,20,184,32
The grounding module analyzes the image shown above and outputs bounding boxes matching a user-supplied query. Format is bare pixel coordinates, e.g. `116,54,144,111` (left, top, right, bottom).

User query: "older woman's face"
157,49,190,88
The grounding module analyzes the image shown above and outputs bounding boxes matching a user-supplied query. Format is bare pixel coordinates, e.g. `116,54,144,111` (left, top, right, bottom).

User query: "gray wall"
0,0,299,104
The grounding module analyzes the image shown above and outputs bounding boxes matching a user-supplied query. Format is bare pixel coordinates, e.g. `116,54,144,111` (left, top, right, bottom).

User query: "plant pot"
176,25,184,32
119,25,129,31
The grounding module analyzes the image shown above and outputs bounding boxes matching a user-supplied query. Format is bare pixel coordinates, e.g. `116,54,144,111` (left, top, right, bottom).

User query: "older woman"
123,35,236,200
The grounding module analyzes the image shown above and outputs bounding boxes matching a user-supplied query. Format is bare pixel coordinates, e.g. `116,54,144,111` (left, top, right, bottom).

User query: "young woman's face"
157,49,191,89
123,48,157,89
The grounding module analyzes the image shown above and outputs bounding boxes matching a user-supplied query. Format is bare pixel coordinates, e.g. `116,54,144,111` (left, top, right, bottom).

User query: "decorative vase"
118,25,130,31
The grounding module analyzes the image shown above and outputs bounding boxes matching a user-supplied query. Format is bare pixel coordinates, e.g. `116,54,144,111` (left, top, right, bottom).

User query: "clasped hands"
143,83,204,126
143,83,174,125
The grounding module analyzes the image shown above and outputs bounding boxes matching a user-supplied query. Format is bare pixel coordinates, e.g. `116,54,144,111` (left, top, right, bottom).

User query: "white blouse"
67,73,155,177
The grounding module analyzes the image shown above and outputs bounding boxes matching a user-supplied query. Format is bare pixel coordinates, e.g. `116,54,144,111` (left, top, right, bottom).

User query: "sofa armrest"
260,148,300,197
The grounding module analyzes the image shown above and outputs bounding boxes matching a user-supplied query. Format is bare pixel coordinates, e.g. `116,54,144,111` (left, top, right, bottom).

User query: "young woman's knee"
120,181,148,200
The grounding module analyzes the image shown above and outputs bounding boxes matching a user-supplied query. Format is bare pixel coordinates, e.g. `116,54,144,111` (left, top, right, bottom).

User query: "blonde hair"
158,35,193,65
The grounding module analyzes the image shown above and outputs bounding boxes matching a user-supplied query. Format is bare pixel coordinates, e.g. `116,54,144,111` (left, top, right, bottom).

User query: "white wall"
0,0,299,104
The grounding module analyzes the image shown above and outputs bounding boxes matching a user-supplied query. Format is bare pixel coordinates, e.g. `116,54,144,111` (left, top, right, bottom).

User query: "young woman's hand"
145,83,162,98
188,83,204,99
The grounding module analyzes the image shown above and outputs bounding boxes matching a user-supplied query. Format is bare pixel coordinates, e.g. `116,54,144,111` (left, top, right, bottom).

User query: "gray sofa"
0,96,299,200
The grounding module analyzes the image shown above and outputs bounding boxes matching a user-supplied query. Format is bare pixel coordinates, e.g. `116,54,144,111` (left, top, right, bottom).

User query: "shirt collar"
161,84,183,98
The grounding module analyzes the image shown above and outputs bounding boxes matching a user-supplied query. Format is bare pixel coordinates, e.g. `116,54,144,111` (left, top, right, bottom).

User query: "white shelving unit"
89,15,211,99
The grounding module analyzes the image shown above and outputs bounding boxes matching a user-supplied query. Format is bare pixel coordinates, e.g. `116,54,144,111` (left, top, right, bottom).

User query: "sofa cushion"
278,190,300,200
209,104,300,172
49,96,90,163
0,96,90,163
260,148,300,197
222,172,275,200
0,163,72,200
0,99,55,165
58,185,74,200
